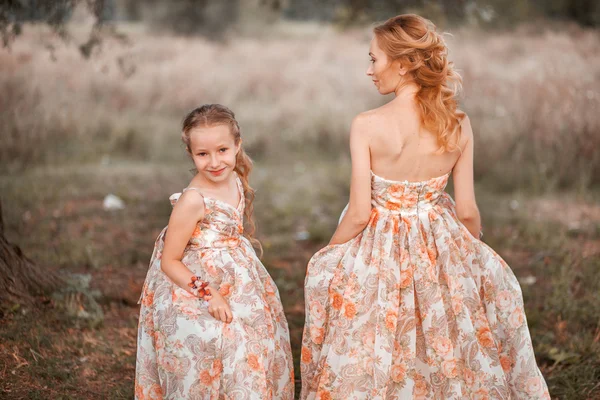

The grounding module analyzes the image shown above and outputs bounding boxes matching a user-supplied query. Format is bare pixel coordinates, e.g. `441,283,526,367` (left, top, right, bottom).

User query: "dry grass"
455,25,600,192
1,22,599,191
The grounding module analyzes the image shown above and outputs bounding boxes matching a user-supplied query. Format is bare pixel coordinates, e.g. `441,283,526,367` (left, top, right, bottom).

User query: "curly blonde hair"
374,14,464,152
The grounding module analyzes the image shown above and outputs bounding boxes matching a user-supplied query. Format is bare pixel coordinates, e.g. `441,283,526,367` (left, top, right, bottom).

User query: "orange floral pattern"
301,171,550,399
136,175,294,399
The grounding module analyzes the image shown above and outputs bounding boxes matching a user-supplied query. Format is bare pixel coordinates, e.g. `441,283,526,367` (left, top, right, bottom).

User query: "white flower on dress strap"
169,192,182,206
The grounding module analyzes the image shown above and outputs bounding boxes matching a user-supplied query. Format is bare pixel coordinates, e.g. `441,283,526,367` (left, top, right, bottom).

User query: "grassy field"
1,160,599,399
1,21,599,399
2,22,599,190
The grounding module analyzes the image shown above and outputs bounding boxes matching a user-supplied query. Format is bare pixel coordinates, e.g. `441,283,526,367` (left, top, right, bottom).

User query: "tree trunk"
0,199,63,306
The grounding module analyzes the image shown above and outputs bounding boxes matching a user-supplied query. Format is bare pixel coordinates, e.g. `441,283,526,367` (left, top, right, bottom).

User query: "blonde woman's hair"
374,14,464,152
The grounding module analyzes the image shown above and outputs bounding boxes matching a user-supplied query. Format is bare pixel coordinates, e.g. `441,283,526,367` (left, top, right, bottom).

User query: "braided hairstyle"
374,14,465,152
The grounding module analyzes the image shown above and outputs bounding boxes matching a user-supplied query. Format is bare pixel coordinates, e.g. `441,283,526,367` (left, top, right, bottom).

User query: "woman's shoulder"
356,100,418,123
456,110,473,147
358,102,395,118
457,109,470,125
350,107,388,133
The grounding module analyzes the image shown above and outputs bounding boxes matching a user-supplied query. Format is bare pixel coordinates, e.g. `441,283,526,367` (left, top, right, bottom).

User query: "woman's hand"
207,290,233,323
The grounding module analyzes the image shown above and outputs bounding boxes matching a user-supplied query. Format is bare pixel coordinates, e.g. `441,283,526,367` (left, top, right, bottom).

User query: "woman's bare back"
367,98,467,182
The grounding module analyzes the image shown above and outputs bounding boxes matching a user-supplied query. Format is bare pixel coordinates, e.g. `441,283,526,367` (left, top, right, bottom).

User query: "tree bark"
0,199,63,306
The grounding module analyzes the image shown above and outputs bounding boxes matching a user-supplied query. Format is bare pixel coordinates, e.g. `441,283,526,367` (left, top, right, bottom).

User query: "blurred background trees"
107,0,600,28
2,0,599,44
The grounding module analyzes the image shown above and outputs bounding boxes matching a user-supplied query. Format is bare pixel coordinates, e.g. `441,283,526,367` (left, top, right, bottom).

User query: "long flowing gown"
301,171,550,399
136,176,294,400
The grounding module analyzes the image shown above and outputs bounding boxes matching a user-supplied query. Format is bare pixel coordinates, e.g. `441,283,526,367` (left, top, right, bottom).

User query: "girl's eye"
370,58,375,63
219,148,228,153
198,153,207,157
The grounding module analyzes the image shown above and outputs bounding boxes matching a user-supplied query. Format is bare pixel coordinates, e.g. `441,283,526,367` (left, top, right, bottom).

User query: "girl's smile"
209,167,226,176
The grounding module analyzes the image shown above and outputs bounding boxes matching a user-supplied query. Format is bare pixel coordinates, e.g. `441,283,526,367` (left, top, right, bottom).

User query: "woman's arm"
452,115,482,239
329,114,373,245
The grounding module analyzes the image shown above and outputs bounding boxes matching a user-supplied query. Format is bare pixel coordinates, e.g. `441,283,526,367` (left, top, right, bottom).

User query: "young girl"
135,104,294,400
301,15,550,400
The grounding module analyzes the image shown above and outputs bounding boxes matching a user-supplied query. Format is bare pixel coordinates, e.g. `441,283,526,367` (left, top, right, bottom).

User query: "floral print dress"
301,171,550,400
136,176,294,400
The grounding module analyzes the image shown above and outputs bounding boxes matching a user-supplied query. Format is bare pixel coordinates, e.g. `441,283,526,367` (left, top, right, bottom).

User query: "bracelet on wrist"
188,275,212,301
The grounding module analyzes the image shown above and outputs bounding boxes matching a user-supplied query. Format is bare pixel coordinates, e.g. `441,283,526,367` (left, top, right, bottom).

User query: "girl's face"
366,35,404,95
188,124,240,183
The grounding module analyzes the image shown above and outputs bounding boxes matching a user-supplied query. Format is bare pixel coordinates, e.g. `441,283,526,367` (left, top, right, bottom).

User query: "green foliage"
284,0,600,27
0,0,113,56
141,0,239,39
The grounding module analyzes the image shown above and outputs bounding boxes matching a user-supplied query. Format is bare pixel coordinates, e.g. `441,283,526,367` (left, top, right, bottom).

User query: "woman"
301,14,549,400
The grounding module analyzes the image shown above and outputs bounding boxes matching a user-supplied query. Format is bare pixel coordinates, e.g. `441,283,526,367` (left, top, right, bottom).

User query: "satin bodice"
370,170,451,214
169,176,245,250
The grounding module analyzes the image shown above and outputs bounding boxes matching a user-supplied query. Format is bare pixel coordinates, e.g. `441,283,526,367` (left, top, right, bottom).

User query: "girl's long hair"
374,14,464,152
181,104,262,255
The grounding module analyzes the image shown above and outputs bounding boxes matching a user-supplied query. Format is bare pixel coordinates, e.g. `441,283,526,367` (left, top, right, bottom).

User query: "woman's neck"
394,81,419,99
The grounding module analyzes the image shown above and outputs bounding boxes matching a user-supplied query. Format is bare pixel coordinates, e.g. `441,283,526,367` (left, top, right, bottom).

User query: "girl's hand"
207,291,233,324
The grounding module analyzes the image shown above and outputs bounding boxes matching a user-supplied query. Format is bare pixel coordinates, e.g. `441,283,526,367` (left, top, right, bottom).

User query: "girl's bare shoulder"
174,188,206,215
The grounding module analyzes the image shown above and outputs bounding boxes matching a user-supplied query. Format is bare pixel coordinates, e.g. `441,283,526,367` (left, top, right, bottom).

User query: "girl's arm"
329,114,373,245
161,190,232,323
452,115,482,239
161,190,207,291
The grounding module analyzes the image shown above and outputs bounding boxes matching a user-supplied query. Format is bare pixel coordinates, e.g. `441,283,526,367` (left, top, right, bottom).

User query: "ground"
0,160,599,399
